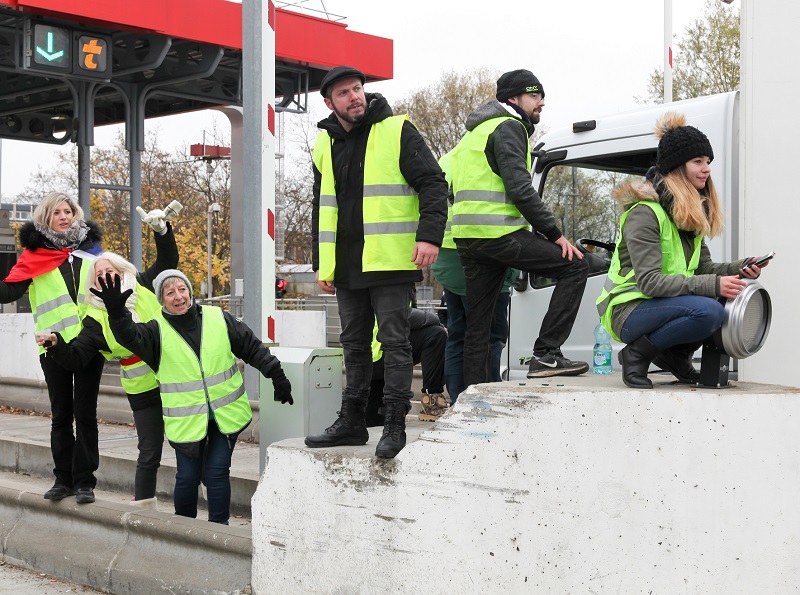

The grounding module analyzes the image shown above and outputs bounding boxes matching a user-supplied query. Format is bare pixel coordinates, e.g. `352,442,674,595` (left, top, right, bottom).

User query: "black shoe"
527,352,589,378
619,336,661,389
653,345,701,384
305,398,369,448
75,487,95,504
44,484,74,501
375,403,407,459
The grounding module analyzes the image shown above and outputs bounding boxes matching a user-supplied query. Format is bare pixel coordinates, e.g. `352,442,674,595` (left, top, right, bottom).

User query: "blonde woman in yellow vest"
90,269,292,525
0,192,107,503
44,235,177,508
596,114,769,389
306,66,447,459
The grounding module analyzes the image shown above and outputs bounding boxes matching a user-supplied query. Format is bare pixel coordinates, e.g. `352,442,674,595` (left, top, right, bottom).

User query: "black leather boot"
653,342,702,384
618,335,661,389
375,402,407,459
305,397,369,448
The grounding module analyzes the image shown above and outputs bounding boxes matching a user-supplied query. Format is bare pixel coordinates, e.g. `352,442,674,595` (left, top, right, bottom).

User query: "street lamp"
207,202,221,299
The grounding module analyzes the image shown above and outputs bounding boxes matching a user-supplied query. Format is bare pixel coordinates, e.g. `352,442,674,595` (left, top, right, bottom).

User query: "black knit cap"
319,66,366,98
656,123,714,174
496,69,545,103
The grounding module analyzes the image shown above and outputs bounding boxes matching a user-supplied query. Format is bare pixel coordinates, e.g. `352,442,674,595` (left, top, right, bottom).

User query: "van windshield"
531,149,656,288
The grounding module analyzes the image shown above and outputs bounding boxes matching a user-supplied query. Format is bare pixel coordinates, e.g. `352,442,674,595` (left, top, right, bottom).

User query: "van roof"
537,91,739,152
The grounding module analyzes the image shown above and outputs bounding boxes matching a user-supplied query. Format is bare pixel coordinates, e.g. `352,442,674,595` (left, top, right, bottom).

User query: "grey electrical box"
259,346,343,470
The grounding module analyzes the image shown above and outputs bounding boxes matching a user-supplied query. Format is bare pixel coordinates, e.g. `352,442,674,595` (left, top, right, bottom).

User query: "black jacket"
46,225,179,410
0,220,103,303
105,301,282,381
311,92,448,288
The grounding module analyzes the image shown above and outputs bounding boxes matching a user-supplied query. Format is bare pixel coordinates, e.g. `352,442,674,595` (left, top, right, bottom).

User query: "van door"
503,140,657,380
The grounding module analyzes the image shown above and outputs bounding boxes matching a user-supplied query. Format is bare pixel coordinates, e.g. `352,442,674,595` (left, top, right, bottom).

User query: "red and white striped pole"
263,1,276,342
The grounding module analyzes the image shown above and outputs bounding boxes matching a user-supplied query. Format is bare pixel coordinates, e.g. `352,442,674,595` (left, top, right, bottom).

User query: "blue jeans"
619,296,726,350
444,290,511,403
336,283,414,409
173,420,236,524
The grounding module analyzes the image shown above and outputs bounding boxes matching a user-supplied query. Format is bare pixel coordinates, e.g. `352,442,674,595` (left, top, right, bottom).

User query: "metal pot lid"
719,279,772,359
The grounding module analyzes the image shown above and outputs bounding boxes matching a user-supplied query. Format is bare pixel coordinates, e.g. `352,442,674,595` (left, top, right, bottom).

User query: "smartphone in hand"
744,251,775,269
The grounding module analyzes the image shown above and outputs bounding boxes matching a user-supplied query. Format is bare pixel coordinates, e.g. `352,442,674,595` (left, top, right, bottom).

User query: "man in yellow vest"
305,65,448,458
450,69,590,385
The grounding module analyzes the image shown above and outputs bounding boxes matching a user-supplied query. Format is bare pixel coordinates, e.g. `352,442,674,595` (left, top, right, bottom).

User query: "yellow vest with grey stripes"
85,283,162,395
155,305,252,443
451,116,531,239
596,201,702,342
29,256,91,355
313,115,420,281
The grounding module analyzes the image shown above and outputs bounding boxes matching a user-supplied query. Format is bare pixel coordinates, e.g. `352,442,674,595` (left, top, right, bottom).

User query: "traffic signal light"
275,277,287,299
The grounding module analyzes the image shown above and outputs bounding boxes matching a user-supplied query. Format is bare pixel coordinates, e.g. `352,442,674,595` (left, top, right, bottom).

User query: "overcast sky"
0,0,734,198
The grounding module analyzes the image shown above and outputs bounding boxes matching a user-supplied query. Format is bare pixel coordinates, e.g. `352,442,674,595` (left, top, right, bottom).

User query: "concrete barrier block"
251,380,800,594
0,482,252,594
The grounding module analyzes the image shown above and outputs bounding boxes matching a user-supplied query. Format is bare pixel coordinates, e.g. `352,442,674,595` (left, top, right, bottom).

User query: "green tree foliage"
643,0,740,102
392,68,499,160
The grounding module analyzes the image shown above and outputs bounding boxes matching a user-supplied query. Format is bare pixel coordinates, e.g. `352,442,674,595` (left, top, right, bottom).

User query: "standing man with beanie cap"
90,269,293,524
305,65,448,458
450,69,590,386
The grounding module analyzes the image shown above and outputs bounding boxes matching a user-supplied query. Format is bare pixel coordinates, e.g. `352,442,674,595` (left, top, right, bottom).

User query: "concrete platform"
252,372,800,594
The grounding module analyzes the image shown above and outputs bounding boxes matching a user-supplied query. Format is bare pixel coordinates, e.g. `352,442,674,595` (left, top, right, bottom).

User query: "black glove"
89,272,133,314
270,367,293,405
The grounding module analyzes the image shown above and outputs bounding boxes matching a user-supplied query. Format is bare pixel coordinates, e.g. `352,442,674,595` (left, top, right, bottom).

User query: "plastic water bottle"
593,322,613,374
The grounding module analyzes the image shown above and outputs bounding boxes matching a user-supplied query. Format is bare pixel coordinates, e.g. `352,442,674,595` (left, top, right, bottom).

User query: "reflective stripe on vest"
29,256,91,355
451,116,531,239
596,201,702,341
155,305,252,443
85,283,162,395
313,115,419,280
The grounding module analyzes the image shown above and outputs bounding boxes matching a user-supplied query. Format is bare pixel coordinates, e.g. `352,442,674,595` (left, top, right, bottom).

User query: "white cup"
35,329,53,347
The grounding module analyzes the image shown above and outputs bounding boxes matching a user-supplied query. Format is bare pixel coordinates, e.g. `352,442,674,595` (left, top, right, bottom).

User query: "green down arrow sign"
32,24,69,68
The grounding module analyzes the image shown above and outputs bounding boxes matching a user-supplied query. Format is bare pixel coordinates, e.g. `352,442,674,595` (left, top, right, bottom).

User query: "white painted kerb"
252,377,800,594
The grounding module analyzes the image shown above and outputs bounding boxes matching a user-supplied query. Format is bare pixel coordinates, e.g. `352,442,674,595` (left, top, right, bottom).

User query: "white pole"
664,0,673,103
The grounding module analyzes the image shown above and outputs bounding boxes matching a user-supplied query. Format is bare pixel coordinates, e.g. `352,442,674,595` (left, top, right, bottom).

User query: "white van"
503,91,740,380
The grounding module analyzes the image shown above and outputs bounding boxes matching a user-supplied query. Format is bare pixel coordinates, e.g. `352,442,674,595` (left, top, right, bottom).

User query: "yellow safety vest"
596,201,703,341
313,115,420,280
451,116,531,239
29,255,91,355
155,306,252,443
438,150,456,250
85,283,162,395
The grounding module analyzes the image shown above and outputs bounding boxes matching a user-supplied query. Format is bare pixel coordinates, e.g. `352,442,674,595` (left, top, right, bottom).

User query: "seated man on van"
366,308,447,426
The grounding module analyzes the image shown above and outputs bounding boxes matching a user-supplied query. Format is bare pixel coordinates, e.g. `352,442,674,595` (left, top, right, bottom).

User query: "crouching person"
91,269,293,525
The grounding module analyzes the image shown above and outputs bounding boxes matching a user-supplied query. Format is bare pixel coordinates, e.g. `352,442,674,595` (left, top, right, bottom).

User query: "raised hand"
136,206,168,235
90,272,133,313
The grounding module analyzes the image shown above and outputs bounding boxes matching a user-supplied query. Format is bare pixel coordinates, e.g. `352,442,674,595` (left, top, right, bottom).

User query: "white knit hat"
152,269,193,305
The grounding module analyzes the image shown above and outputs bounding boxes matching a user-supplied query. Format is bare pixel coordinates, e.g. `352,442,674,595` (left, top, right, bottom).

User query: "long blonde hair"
661,167,724,238
32,192,84,227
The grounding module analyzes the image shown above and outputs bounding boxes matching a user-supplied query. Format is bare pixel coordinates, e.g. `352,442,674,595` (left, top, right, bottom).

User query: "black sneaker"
44,484,74,501
75,487,95,504
527,353,589,378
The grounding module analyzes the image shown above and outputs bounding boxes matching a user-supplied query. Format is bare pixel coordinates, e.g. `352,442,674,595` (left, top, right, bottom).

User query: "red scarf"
3,248,72,282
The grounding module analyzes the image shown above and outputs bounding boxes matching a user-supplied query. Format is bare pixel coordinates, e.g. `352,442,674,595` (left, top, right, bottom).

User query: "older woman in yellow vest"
43,239,177,507
597,113,769,389
0,192,106,503
90,269,292,525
